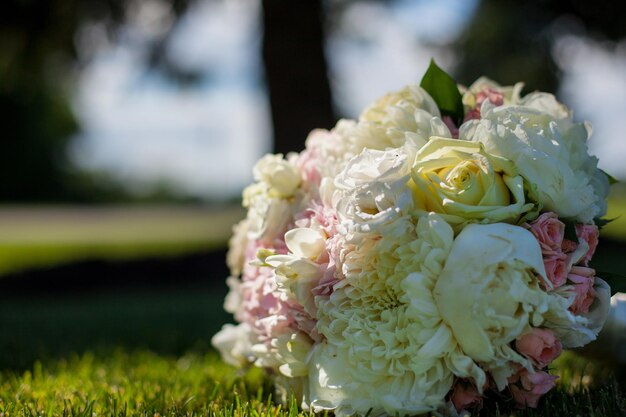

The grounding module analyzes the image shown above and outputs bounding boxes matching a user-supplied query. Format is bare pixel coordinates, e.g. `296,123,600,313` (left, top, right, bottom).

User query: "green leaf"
597,271,626,296
562,219,579,244
600,169,619,185
420,59,464,125
595,216,618,229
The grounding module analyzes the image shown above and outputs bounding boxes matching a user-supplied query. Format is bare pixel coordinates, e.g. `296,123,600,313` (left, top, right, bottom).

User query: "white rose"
253,153,301,198
460,94,608,222
410,137,534,228
433,223,551,389
330,147,414,231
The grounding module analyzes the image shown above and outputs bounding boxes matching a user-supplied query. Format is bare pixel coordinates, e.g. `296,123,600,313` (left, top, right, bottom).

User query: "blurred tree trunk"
261,0,336,155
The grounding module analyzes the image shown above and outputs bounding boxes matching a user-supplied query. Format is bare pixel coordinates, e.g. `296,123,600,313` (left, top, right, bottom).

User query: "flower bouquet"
212,61,613,416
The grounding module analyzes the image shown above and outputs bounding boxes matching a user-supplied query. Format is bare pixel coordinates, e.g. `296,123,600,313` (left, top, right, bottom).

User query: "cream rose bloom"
410,137,534,228
434,223,552,389
460,93,608,222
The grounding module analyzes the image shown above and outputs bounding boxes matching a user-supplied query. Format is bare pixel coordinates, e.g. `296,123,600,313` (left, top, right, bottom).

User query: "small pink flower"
515,328,562,368
297,147,322,187
451,380,483,412
527,212,565,252
477,88,504,107
463,87,505,121
442,116,459,139
543,253,569,288
508,369,557,408
576,224,599,266
561,239,577,253
568,266,596,314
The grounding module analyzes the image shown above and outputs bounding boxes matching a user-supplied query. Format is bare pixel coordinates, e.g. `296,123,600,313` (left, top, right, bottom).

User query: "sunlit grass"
0,349,623,417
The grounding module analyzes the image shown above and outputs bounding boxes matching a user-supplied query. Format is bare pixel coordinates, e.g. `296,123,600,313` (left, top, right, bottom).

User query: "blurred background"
2,0,626,369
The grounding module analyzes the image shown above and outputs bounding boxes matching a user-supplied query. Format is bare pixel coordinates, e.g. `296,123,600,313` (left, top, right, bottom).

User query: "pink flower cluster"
451,327,562,412
237,201,341,348
526,212,599,315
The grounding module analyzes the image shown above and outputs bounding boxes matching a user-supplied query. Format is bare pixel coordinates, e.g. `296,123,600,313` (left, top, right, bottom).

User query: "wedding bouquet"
212,61,613,416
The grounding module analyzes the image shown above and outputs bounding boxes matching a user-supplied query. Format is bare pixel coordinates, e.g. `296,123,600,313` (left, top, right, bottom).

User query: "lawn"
0,349,624,417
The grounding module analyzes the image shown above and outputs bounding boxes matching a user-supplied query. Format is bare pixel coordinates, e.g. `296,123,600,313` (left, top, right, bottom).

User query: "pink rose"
451,380,483,412
508,369,557,408
576,224,599,266
543,253,569,288
515,328,562,368
527,212,565,252
568,266,596,315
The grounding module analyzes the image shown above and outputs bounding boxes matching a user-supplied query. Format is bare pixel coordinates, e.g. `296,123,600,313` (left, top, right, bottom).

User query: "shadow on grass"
0,249,232,370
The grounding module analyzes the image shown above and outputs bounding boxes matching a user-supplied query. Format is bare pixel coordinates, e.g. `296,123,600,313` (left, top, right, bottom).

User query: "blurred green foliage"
453,0,626,92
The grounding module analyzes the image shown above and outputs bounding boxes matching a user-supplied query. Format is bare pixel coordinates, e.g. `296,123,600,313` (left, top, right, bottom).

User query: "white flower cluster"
213,76,611,416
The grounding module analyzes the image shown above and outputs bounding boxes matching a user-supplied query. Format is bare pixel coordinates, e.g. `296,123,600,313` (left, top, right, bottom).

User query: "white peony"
433,223,552,389
460,93,608,222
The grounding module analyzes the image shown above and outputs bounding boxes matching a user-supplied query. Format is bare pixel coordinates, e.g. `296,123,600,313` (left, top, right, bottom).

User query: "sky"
70,0,626,200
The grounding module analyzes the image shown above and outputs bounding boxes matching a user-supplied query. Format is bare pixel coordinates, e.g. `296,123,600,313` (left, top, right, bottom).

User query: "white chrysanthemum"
460,93,608,222
309,213,483,416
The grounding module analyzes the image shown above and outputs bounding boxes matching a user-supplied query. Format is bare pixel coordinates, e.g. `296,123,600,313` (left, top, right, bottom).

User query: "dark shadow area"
0,249,232,370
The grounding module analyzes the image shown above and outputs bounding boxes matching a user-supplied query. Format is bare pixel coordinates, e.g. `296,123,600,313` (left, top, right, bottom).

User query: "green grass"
0,205,244,275
0,349,623,417
2,285,624,416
